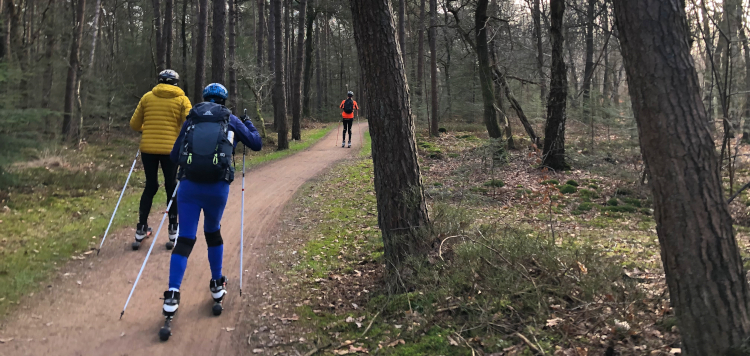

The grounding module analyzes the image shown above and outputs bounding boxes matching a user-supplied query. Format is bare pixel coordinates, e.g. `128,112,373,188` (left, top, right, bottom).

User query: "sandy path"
0,123,366,356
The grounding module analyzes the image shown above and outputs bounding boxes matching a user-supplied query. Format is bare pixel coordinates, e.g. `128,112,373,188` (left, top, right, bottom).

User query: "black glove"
240,114,249,123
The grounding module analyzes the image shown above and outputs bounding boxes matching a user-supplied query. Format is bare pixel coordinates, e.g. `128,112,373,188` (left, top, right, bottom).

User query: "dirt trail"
1,123,367,356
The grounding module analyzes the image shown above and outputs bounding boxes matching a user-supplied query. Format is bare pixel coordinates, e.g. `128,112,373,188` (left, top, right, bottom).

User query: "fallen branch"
728,180,750,204
439,235,464,261
303,342,331,356
515,332,544,354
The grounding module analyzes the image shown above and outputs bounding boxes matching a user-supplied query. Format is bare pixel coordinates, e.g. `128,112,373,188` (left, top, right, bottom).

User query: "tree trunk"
613,1,750,354
256,0,264,72
290,0,306,140
228,0,237,111
62,0,86,141
182,0,190,97
322,11,328,107
582,0,595,103
493,67,538,145
302,7,316,117
416,0,424,97
476,0,502,139
443,9,451,118
315,16,322,114
268,0,275,74
273,0,288,149
542,0,568,170
349,0,429,277
284,0,291,107
532,0,546,102
211,0,226,84
398,0,405,64
41,1,56,133
194,0,208,103
152,0,165,71
429,0,438,136
88,0,103,68
164,0,173,68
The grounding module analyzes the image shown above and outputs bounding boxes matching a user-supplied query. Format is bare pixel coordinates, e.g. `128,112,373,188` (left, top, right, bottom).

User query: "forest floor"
228,123,750,356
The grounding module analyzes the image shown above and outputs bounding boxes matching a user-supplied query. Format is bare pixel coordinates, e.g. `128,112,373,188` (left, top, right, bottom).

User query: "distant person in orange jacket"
129,69,192,250
339,91,359,148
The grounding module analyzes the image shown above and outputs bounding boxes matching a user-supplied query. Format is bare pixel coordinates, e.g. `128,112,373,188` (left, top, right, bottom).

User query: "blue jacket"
170,113,262,164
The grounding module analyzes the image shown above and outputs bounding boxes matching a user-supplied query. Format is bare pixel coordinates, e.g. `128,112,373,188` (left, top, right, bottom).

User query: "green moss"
541,179,559,185
577,202,594,211
579,189,599,201
622,198,642,207
418,141,443,159
565,179,579,187
602,205,637,213
470,187,488,193
483,179,505,188
557,184,578,194
615,187,633,196
607,198,619,206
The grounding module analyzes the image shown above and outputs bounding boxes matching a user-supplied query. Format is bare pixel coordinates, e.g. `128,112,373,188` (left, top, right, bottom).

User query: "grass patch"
243,126,333,168
565,179,579,187
541,179,559,185
557,184,577,194
483,179,505,188
417,141,443,159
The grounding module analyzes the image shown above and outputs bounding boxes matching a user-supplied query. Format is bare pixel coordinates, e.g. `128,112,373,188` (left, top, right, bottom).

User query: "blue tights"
168,179,230,290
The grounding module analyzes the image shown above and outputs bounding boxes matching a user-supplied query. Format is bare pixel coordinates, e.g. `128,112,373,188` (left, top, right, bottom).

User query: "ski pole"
335,121,340,147
98,150,140,255
120,181,180,320
240,110,247,296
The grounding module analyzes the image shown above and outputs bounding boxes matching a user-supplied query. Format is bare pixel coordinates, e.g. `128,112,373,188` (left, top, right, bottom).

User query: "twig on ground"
360,310,381,339
515,332,543,354
728,180,750,203
439,235,464,261
303,342,331,356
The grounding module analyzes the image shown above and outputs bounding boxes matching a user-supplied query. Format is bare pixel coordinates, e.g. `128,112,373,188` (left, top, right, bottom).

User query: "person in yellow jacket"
129,69,192,250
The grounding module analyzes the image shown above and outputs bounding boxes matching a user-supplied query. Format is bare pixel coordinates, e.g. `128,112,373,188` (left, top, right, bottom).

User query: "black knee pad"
173,237,196,257
205,230,223,247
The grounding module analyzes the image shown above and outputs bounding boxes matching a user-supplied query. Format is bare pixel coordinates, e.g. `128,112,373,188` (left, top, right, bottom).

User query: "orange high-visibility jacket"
339,99,359,119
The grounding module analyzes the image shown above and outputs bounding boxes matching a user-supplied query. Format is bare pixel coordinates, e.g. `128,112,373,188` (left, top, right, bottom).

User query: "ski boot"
210,276,228,316
342,141,345,148
166,224,178,250
159,290,180,341
132,224,152,250
347,141,351,148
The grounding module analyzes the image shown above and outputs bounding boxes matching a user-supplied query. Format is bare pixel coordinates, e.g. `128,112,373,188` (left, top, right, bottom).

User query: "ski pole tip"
96,248,101,256
119,311,125,320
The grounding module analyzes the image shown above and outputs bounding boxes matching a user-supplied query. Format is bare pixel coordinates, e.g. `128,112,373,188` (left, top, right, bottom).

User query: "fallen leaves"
546,317,563,328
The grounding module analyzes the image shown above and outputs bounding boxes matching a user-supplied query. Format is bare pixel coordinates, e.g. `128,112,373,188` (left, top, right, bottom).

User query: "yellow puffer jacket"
130,84,192,155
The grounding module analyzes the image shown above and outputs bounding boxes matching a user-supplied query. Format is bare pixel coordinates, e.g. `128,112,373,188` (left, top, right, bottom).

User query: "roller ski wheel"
209,276,227,316
159,318,173,341
212,302,223,316
132,227,152,251
166,224,178,250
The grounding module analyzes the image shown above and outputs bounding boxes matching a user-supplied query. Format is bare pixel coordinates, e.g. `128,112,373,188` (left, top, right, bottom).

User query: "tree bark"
302,7,316,117
532,0,546,102
416,0,424,97
182,0,190,97
41,1,56,133
256,0,264,72
349,0,429,277
476,0,503,139
612,1,750,354
62,0,86,141
542,0,568,170
164,0,174,68
429,0,438,136
291,0,306,140
398,0,405,64
152,0,165,71
493,67,538,145
581,0,595,111
273,0,288,149
315,16,322,114
228,0,237,111
268,0,275,74
194,0,208,103
211,0,227,84
88,0,103,68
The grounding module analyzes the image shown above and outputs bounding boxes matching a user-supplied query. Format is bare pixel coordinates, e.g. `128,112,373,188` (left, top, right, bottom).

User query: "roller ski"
131,224,152,250
159,290,179,341
166,224,178,250
210,276,228,316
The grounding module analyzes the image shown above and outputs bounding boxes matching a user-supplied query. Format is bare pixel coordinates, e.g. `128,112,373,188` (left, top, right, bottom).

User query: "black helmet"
158,69,180,85
347,91,353,97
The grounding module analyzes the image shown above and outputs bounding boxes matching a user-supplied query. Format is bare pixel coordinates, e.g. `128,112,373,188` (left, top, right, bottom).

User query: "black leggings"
342,119,353,142
139,153,178,226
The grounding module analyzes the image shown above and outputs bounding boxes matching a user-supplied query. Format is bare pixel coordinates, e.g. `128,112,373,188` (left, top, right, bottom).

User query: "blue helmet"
203,83,228,102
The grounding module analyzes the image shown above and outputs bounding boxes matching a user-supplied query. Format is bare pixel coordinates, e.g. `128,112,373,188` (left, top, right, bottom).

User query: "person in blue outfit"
161,83,262,317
